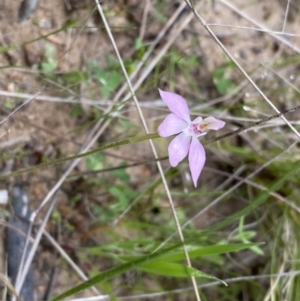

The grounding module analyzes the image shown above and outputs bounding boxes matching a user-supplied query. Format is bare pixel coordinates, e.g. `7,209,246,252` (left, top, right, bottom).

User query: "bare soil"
0,0,299,300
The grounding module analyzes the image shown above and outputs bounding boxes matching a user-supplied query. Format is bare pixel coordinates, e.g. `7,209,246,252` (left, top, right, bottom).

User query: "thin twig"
3,101,300,179
217,0,300,54
12,2,196,298
113,1,188,103
139,0,150,40
94,1,201,300
184,0,300,140
158,138,299,249
206,24,300,37
43,231,100,295
205,167,300,214
64,270,300,301
0,89,110,106
0,92,39,125
206,104,300,144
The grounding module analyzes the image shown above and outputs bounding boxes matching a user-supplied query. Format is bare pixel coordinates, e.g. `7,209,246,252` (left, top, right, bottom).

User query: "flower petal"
168,133,191,167
188,137,206,187
158,114,188,137
192,116,203,123
203,117,225,130
158,89,191,123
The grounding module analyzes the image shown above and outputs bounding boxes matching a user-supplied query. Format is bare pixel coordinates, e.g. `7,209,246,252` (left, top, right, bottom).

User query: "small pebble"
0,190,8,205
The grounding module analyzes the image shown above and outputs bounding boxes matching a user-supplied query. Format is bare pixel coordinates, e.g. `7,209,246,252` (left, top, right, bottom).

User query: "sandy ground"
0,0,299,299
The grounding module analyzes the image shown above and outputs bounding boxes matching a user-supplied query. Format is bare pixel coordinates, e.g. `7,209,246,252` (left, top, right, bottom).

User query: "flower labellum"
158,89,225,187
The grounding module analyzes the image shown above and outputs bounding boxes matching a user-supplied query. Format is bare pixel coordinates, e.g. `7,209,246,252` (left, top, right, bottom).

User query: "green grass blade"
210,159,300,232
50,243,184,301
119,243,260,262
0,133,159,179
138,261,227,285
0,20,78,53
153,243,261,261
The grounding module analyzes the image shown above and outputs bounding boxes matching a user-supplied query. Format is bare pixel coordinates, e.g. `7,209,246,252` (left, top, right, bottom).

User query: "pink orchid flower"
158,89,225,187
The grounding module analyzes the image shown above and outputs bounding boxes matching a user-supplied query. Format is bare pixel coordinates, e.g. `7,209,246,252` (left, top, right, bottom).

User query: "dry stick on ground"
0,106,81,146
206,167,300,214
161,0,300,246
94,1,202,300
12,2,197,300
206,23,300,37
153,0,300,255
125,6,199,101
3,2,193,177
113,1,188,102
12,122,114,298
157,137,300,250
12,13,111,301
2,100,300,179
0,90,110,106
0,93,38,125
13,1,292,298
66,102,300,179
139,0,151,40
159,1,299,286
262,62,300,96
0,273,21,301
12,8,109,292
43,231,109,300
60,270,300,301
192,62,286,112
206,104,300,145
217,0,300,54
13,3,207,301
54,2,300,292
12,6,109,298
184,0,300,139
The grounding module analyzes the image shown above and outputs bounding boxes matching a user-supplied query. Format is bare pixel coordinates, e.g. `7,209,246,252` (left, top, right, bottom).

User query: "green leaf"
109,186,129,209
4,101,14,109
134,37,143,51
85,153,105,171
110,163,131,181
44,43,55,58
152,7,168,23
101,85,110,98
69,104,83,118
41,61,58,73
117,118,139,130
232,229,258,241
212,63,235,94
107,71,121,90
62,19,78,29
50,243,185,301
120,243,261,262
62,71,87,85
84,238,161,255
138,261,227,285
166,243,261,261
213,77,234,94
